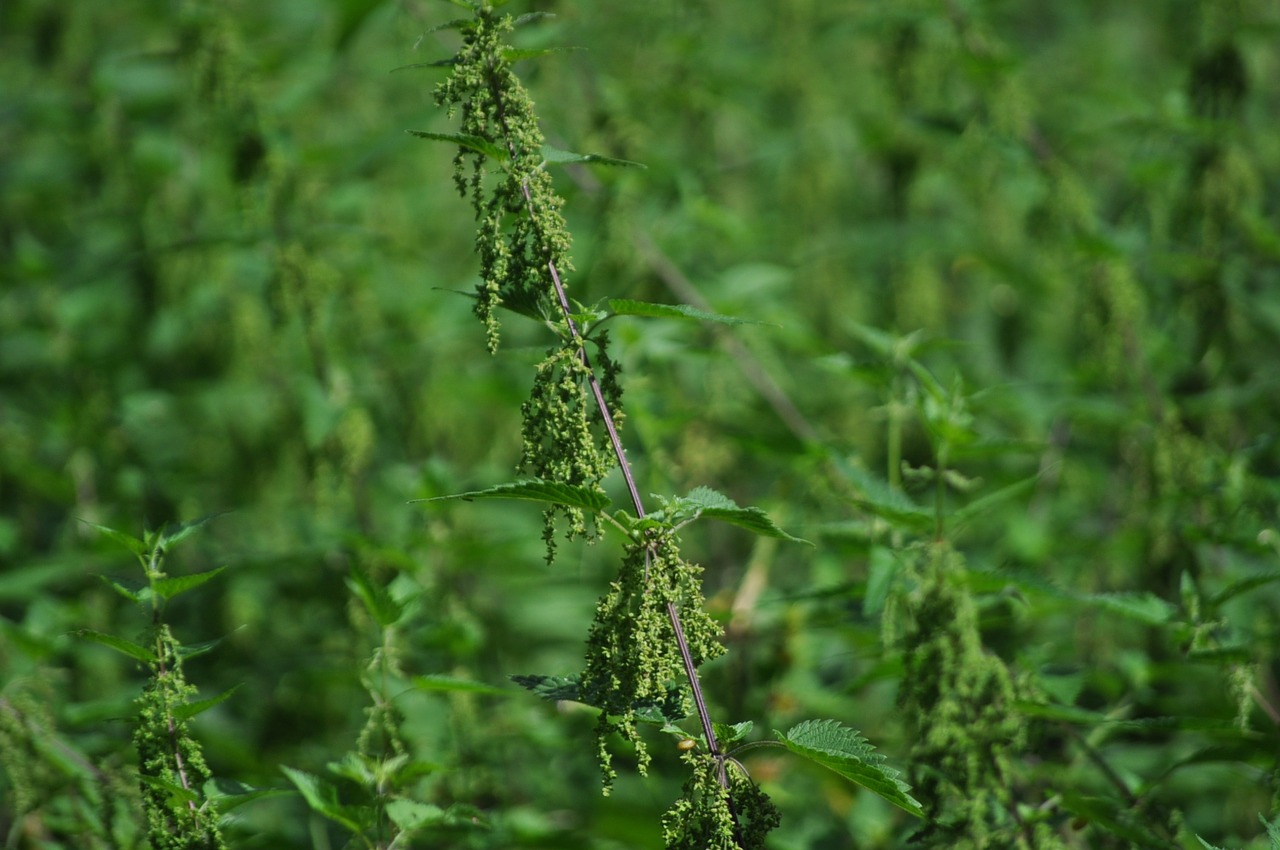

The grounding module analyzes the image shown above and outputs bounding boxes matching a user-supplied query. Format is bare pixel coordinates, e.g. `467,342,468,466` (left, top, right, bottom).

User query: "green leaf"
605,298,770,325
413,479,610,514
426,17,472,34
511,673,582,703
391,58,459,71
413,673,508,696
155,512,227,550
1014,700,1107,724
1081,591,1175,626
203,777,293,812
863,546,898,616
513,11,555,26
844,321,929,364
280,766,368,833
503,46,585,62
661,486,811,544
406,130,508,161
1263,814,1280,848
1057,794,1167,847
774,719,924,818
1186,646,1253,665
81,521,147,556
542,147,646,169
1210,570,1280,606
98,575,143,604
153,566,227,602
386,798,446,833
177,629,241,661
346,569,405,628
173,685,240,722
511,673,687,724
714,721,753,748
948,475,1038,526
837,462,934,532
137,773,200,806
73,629,156,663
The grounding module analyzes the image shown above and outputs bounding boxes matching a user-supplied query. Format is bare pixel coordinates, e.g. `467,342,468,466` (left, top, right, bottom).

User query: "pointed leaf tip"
606,299,771,326
412,479,610,514
775,719,924,818
542,146,646,169
660,486,811,544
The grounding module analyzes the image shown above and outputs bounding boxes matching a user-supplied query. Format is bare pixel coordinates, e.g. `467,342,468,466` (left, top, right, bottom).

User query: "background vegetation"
2,0,1279,847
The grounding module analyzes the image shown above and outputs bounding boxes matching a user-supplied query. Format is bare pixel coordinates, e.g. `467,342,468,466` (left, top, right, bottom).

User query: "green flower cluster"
895,543,1062,850
434,8,624,559
133,625,226,850
433,8,573,354
662,753,781,850
582,535,725,793
520,335,623,560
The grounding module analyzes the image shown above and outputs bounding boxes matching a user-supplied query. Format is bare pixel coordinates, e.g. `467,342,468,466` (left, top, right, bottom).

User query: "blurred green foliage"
2,0,1279,847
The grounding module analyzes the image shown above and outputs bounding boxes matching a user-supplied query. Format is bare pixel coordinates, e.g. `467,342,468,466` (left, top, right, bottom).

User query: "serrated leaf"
412,479,610,514
156,512,228,550
838,462,934,531
413,674,508,696
1263,814,1280,848
346,569,405,628
391,58,459,71
177,629,240,661
503,46,584,62
774,719,924,818
280,766,368,833
864,546,899,616
541,147,646,169
845,321,929,364
98,575,143,604
948,475,1037,526
606,298,767,325
513,11,555,26
203,777,292,812
511,673,687,724
386,799,446,832
433,284,552,322
427,17,471,33
406,130,508,161
511,673,582,702
82,521,147,556
714,721,753,748
73,629,156,663
137,773,200,805
1058,794,1167,847
1186,646,1253,665
1015,700,1107,724
1082,591,1175,625
173,685,240,722
1210,570,1280,606
153,566,227,602
666,486,810,544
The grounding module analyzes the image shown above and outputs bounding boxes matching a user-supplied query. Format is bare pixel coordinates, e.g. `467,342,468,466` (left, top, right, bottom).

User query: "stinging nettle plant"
409,2,924,846
77,516,243,850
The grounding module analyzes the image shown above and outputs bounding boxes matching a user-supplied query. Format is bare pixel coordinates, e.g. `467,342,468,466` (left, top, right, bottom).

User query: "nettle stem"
531,191,725,774
488,63,726,778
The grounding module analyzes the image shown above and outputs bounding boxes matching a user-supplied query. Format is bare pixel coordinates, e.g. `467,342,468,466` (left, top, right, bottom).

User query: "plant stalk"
485,63,726,778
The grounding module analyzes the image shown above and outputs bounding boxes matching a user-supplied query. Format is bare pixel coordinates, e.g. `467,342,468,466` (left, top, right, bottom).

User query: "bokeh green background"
2,0,1279,847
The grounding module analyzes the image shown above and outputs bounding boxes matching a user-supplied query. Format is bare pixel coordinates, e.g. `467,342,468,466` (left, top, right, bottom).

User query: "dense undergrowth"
2,0,1280,848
